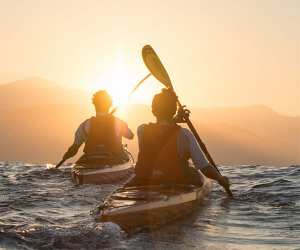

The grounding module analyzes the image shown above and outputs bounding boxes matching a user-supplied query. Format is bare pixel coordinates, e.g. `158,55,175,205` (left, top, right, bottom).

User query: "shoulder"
137,124,146,132
85,117,93,123
75,118,92,139
137,124,147,137
177,127,196,144
79,118,92,128
111,116,128,130
113,116,128,126
179,127,193,138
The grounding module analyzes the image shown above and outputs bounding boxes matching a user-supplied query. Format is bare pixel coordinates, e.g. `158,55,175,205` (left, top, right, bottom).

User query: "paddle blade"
142,45,173,89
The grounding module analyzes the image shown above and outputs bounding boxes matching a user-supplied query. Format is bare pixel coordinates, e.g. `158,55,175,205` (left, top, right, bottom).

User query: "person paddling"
56,90,134,168
129,88,231,193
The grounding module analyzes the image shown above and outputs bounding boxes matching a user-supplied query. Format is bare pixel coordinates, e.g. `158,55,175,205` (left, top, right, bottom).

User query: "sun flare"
88,51,161,111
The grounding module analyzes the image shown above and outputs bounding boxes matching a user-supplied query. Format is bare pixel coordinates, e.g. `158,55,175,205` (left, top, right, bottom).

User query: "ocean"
0,163,299,250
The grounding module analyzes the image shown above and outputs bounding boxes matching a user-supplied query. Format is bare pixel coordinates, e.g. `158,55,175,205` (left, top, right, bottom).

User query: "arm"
181,129,231,193
124,127,134,140
201,164,231,192
62,143,81,160
56,120,88,168
137,124,145,151
117,118,134,140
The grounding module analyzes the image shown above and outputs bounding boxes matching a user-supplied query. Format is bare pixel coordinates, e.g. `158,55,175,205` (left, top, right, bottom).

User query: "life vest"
135,123,190,183
83,115,123,161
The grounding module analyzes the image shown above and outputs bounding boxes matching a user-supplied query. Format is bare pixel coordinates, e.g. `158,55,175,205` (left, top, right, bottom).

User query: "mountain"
124,105,300,166
0,78,299,165
189,106,300,165
0,77,90,108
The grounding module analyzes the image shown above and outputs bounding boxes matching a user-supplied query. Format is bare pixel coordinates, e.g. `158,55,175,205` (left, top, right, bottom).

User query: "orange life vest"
135,123,190,183
83,115,123,159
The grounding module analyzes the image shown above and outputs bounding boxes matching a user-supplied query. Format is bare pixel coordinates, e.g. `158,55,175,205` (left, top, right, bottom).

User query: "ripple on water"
0,163,299,249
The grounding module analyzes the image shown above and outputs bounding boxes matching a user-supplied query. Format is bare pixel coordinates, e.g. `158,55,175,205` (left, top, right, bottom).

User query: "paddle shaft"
177,100,233,196
55,159,66,169
110,73,151,114
176,100,219,171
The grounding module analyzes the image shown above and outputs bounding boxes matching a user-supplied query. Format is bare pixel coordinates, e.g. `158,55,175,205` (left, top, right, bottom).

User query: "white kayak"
71,163,134,185
97,175,212,231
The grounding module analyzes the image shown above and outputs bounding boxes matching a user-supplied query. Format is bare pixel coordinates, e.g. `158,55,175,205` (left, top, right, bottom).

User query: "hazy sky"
1,0,299,115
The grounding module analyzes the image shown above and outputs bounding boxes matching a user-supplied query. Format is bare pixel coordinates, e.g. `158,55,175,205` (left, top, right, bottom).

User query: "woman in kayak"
131,88,231,193
59,90,134,165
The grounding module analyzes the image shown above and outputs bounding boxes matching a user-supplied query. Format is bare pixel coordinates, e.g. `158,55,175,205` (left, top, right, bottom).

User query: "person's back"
59,90,134,165
131,88,231,193
135,123,190,184
83,115,122,157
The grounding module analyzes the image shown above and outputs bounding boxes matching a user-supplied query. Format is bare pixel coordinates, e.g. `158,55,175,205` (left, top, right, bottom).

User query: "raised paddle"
110,73,151,114
142,45,233,197
54,73,152,169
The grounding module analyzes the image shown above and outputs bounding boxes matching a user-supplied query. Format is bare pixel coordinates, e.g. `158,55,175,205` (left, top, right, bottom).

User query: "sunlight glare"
88,49,162,113
90,68,134,107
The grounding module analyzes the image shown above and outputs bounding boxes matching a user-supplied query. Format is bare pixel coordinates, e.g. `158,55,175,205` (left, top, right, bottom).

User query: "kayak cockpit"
97,177,212,231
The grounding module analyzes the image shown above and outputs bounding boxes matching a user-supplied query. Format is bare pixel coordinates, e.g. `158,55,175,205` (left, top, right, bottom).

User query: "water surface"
0,162,299,249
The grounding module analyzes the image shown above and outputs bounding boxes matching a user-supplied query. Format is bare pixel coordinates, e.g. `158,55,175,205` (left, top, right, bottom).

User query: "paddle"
54,73,151,169
142,45,232,197
110,73,151,114
55,159,66,169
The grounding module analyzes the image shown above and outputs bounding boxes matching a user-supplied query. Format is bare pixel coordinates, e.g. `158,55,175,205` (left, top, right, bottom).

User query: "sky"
0,0,299,115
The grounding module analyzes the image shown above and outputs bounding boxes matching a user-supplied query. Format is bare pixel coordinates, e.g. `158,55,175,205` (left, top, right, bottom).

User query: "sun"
87,49,162,113
89,66,131,105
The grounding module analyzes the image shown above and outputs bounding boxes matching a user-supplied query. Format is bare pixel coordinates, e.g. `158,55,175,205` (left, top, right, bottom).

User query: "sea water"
0,163,299,250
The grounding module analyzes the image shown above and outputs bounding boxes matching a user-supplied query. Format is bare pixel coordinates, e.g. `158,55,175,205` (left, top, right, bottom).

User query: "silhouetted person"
131,88,231,192
61,90,134,165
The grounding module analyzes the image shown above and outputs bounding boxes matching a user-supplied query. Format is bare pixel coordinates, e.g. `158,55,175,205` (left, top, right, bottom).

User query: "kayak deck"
71,163,134,185
97,177,212,231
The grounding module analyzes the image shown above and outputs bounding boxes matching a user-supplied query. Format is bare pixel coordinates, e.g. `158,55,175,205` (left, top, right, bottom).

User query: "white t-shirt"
137,124,209,170
73,114,133,146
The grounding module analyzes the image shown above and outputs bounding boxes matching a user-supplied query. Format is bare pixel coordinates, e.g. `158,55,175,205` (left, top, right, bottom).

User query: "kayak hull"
97,176,212,231
71,163,134,185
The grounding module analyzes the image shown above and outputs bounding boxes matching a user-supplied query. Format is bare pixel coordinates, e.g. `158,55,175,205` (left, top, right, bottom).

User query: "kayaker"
59,90,134,165
131,88,231,193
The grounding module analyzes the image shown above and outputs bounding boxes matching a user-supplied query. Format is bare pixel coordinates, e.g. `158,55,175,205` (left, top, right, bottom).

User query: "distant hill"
0,78,299,166
124,105,300,166
0,77,90,108
189,106,300,165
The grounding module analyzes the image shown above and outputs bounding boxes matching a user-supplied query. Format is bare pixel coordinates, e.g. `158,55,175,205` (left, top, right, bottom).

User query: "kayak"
97,175,212,231
71,163,134,185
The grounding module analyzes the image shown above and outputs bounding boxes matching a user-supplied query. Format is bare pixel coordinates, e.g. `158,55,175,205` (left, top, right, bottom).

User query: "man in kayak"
131,88,231,193
59,90,134,165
